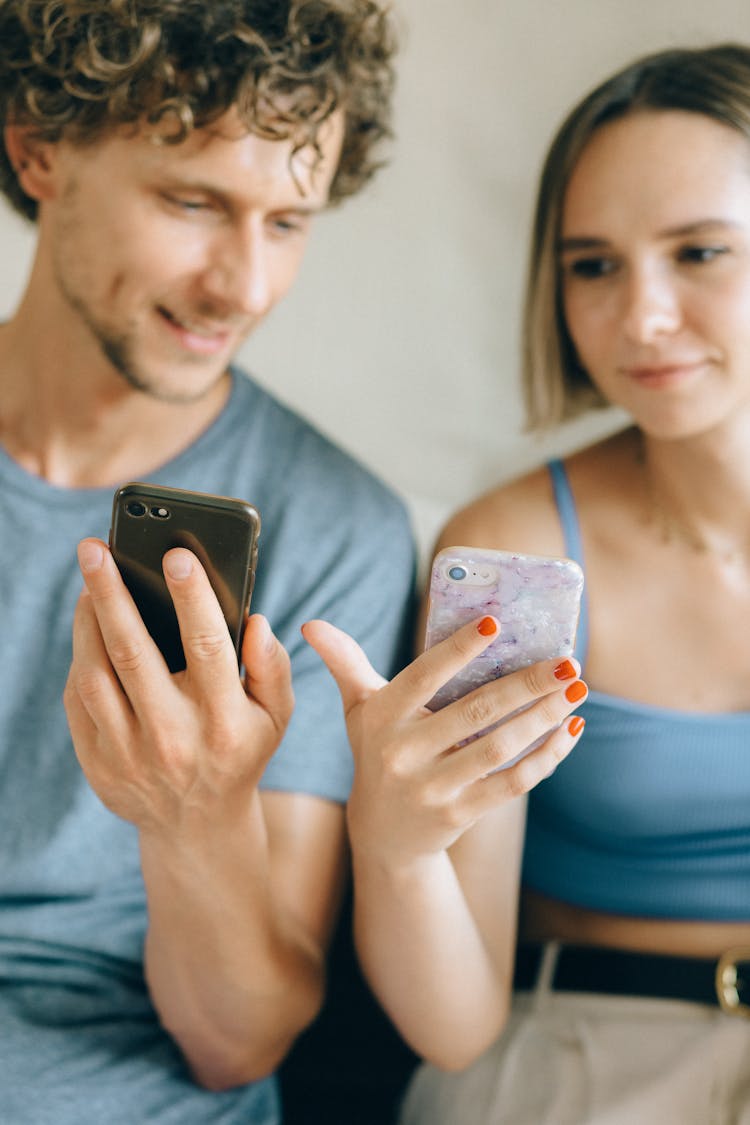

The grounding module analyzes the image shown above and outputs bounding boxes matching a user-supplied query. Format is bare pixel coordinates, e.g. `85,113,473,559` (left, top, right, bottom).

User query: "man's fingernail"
164,551,193,579
78,541,104,573
258,615,275,652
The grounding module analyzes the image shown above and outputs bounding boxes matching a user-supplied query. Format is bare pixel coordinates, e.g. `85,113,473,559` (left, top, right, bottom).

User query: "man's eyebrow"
558,218,744,253
157,178,325,213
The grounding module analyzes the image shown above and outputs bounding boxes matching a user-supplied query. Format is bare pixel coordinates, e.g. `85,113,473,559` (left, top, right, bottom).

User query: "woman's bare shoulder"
435,464,565,558
435,429,635,559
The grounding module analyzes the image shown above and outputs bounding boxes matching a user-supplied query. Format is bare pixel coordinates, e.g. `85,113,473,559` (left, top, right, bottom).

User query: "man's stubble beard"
60,280,230,407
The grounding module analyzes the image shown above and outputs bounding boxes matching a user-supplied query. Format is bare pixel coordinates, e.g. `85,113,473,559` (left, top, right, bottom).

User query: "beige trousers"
399,959,750,1124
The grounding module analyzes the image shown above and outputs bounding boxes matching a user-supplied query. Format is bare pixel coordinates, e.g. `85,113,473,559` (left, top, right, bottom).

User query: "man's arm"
64,538,347,1090
140,791,346,1089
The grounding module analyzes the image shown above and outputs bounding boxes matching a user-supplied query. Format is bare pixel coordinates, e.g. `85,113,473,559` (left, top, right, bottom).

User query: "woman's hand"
303,615,586,869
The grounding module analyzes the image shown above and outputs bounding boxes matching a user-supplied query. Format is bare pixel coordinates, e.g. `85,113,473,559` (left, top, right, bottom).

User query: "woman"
306,42,750,1124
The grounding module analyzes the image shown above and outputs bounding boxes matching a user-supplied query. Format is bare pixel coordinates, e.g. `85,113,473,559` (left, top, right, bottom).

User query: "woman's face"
559,110,750,439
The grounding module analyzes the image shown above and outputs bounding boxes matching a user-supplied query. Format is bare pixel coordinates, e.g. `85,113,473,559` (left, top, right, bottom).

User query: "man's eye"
678,245,728,264
270,217,306,235
162,194,210,213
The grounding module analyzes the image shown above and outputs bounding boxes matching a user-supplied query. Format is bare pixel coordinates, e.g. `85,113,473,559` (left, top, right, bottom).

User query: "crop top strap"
547,458,589,667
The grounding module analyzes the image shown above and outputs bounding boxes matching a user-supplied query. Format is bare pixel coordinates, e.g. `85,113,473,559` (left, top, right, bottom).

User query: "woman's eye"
678,245,728,264
565,257,616,280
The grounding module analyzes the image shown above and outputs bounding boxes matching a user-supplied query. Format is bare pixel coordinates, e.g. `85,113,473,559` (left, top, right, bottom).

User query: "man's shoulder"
228,366,412,529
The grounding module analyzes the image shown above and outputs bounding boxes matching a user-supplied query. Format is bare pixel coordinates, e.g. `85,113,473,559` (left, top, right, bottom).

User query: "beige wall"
2,0,749,560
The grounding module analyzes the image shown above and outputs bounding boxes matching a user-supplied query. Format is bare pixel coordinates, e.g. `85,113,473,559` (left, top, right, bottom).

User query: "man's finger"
76,538,170,715
161,548,240,699
242,614,295,738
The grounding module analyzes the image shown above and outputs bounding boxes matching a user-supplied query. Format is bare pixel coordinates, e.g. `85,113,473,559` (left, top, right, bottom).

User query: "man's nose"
202,225,273,320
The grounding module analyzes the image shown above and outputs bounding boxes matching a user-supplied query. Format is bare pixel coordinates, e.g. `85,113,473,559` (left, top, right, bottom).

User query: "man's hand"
63,538,339,1090
64,537,294,835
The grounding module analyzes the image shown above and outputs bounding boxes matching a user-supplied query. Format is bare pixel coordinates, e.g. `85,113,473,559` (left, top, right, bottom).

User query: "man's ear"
4,124,59,204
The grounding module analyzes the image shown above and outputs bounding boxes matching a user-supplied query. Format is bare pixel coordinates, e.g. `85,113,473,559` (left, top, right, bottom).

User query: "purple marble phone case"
424,546,584,712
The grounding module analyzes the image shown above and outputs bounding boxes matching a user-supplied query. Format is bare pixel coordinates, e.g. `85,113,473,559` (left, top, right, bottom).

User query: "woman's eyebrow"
557,236,610,253
657,217,743,237
559,219,744,252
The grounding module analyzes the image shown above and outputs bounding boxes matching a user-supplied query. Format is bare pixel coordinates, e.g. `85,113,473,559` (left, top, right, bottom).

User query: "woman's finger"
460,712,587,819
419,654,582,753
301,619,387,716
437,678,587,788
372,615,503,717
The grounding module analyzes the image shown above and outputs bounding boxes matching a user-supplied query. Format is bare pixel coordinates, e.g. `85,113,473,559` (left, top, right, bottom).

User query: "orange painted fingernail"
568,715,586,736
565,680,588,703
477,616,498,636
554,659,577,681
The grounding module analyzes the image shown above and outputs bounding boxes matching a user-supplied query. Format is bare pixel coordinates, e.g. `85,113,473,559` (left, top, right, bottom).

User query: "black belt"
514,942,750,1015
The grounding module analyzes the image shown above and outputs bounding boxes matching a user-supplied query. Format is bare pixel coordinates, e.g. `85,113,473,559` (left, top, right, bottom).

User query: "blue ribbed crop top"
521,459,750,921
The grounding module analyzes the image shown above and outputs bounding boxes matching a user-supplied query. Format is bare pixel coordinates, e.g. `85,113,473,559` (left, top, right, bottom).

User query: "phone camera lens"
150,506,170,520
448,565,468,581
125,501,147,517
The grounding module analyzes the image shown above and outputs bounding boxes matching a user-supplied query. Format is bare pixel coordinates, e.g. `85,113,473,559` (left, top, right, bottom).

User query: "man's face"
42,108,344,404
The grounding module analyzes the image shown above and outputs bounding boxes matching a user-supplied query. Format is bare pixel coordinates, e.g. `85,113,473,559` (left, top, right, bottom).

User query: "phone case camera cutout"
109,482,261,673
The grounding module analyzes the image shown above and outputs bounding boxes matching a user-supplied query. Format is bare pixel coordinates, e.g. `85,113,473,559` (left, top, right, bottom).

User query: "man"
0,3,415,1122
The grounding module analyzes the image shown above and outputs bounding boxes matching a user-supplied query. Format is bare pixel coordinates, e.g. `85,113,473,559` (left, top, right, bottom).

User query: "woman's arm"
303,611,586,1068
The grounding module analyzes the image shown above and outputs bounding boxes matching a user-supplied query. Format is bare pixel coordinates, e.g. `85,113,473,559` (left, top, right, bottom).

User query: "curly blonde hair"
0,0,396,220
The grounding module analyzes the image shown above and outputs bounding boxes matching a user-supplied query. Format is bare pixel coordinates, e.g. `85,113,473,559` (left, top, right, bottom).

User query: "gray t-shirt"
0,368,416,1123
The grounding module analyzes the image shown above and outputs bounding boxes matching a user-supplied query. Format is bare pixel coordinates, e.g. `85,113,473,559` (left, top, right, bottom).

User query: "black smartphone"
109,482,261,673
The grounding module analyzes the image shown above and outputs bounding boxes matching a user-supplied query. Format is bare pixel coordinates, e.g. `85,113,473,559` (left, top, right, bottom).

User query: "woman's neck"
638,419,750,565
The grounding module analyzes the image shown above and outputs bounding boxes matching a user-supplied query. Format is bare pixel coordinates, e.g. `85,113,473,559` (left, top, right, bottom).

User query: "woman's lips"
620,361,708,388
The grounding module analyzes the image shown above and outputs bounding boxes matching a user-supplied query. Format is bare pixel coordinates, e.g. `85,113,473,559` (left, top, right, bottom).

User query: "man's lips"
157,307,235,354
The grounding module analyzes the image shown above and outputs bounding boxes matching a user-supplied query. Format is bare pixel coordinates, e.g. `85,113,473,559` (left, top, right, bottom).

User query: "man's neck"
0,310,233,489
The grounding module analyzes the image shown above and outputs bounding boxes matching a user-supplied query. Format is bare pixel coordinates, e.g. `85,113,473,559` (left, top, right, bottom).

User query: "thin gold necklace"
638,444,750,565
